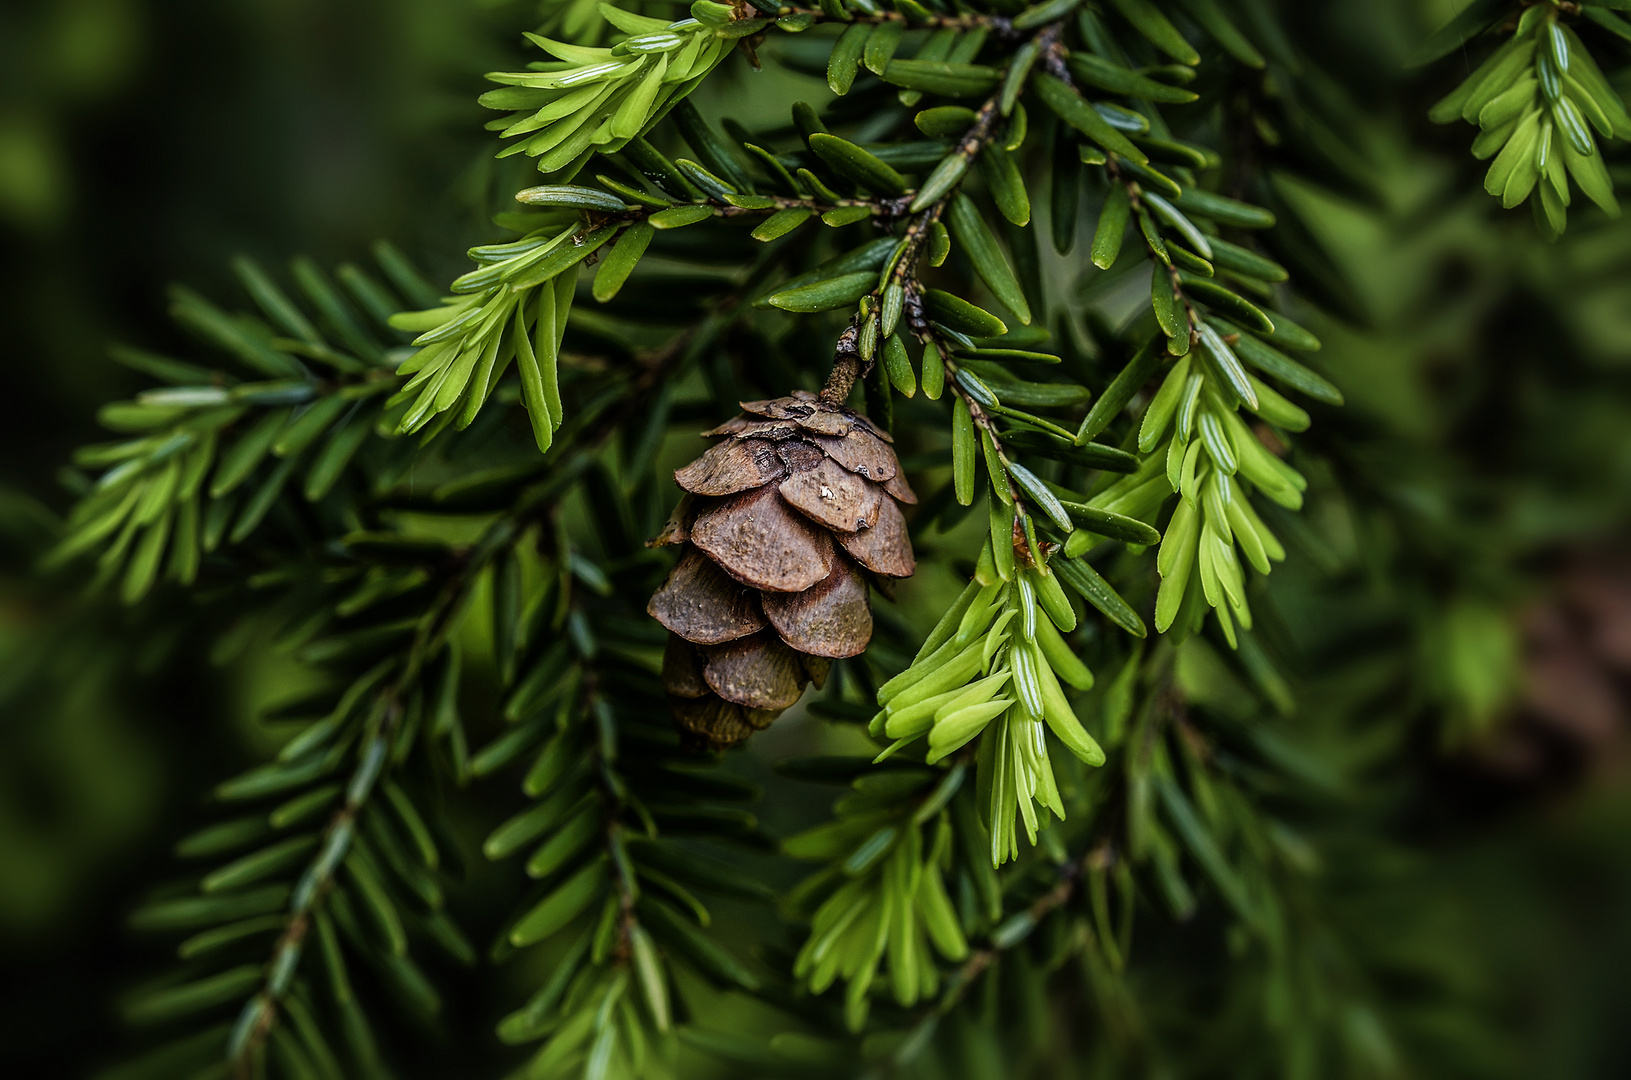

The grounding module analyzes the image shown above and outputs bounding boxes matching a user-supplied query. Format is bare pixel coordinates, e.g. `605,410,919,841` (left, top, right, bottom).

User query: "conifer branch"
64,2,1608,1077
782,4,1006,32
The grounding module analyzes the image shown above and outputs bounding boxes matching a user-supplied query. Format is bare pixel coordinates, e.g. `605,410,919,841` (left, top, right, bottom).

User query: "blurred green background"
0,0,518,1071
2,0,1630,1076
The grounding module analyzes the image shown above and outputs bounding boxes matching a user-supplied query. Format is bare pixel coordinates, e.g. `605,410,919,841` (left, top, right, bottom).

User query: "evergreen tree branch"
782,4,1006,32
106,206,799,1072
225,569,473,1070
70,2,1612,1076
1423,0,1631,232
45,251,426,603
773,0,1351,1049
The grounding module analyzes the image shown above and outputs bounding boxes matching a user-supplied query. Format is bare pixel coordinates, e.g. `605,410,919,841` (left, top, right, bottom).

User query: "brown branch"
816,20,1069,555
781,4,1011,32
908,660,1180,1046
821,348,863,405
576,671,642,964
916,674,1187,1037
1106,155,1204,349
933,844,1098,1016
599,191,889,229
927,24,1067,556
940,361,1033,563
226,231,793,1075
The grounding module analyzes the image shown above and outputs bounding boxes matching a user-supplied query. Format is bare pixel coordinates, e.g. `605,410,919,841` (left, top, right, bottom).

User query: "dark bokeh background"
0,0,519,1071
0,0,514,495
3,0,1631,1076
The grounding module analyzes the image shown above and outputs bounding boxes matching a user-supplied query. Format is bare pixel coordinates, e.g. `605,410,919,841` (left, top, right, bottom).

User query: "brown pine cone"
648,391,916,748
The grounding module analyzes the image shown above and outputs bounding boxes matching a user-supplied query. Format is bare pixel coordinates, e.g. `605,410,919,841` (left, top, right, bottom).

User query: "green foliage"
480,12,734,174
786,770,970,1030
12,0,1631,1078
121,578,476,1075
46,249,422,603
387,231,578,448
1426,1,1631,233
872,562,1106,866
479,602,772,1075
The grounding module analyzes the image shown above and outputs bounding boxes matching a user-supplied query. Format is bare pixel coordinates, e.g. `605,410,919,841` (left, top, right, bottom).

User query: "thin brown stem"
821,351,863,405
1103,140,1202,349
915,682,1187,1039
585,193,884,239
832,20,1068,553
577,671,642,963
943,364,1029,518
934,847,1093,1015
780,4,1009,31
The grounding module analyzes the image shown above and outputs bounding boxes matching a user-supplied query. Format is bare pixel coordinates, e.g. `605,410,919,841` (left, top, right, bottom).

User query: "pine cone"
648,391,916,748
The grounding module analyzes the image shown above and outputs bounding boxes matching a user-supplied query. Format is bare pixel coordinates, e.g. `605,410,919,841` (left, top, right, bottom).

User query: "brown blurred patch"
1465,551,1631,787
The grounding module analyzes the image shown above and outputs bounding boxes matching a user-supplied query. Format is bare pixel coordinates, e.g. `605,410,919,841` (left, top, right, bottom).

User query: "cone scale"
648,391,916,748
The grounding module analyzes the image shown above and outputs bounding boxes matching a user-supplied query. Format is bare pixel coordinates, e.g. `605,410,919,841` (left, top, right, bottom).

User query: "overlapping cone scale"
647,392,916,748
